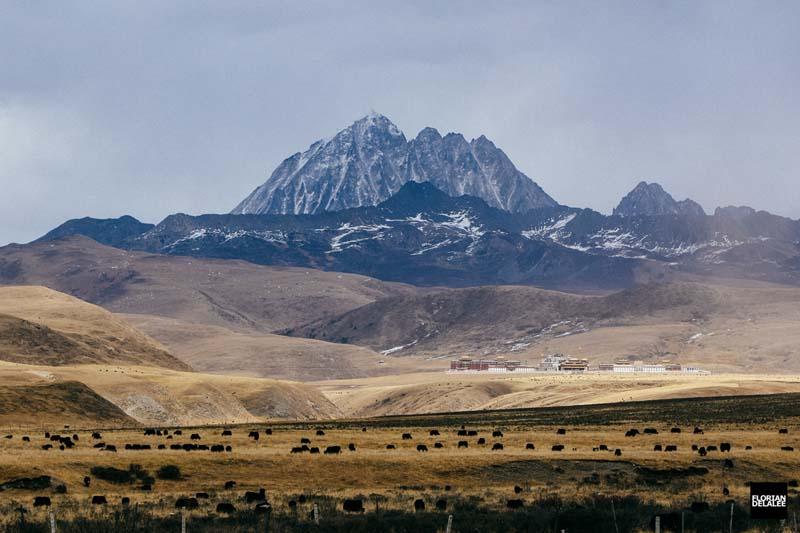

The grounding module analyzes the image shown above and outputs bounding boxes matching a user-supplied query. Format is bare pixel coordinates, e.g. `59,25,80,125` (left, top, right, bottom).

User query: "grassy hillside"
0,286,189,370
0,381,136,427
0,236,414,332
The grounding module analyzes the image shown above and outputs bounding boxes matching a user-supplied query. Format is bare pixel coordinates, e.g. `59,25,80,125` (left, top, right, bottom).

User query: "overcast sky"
1,1,799,245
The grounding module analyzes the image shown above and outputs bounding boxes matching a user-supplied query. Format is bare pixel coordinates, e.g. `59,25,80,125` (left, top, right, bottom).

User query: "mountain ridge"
232,113,558,216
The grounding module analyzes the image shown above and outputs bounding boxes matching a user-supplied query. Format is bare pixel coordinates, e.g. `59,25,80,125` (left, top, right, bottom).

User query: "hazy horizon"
2,1,799,245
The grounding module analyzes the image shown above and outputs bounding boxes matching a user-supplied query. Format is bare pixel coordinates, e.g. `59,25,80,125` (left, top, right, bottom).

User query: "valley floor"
0,394,798,532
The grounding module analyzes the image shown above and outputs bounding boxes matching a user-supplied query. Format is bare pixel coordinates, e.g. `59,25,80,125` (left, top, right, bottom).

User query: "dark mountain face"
128,182,642,288
613,181,706,217
232,113,557,216
36,181,800,289
36,216,154,248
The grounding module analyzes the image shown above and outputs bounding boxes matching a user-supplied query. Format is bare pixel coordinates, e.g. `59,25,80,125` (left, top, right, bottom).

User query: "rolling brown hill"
0,361,340,427
0,381,137,428
0,286,188,370
0,236,422,380
122,314,434,381
285,283,720,356
0,236,415,332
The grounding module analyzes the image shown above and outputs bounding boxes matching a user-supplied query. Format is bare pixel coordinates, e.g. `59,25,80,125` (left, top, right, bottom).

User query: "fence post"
445,514,453,533
655,515,660,533
49,510,56,533
181,512,186,533
729,502,734,533
313,503,319,525
611,500,619,533
681,511,684,533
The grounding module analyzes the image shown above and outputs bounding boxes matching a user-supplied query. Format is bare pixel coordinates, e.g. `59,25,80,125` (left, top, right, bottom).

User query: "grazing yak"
598,444,608,451
625,429,640,437
300,438,311,444
492,443,504,451
457,441,468,448
248,431,260,440
781,446,794,452
514,485,523,494
316,430,325,436
386,444,396,450
654,444,663,451
22,436,30,442
507,499,524,509
33,496,51,507
643,428,658,435
224,481,237,489
467,430,478,437
556,429,566,435
665,445,678,452
614,449,622,456
309,447,320,454
492,430,503,438
429,430,440,436
670,427,681,434
348,443,356,451
779,428,789,434
416,444,428,452
551,445,564,452
216,502,236,514
91,495,107,505
92,432,102,439
175,497,199,510
190,434,201,440
196,492,209,499
706,445,718,452
720,442,731,452
291,447,306,454
104,445,117,452
457,430,467,436
402,433,413,440
343,499,364,513
414,499,425,511
698,447,707,456
221,430,232,436
434,442,444,449
526,443,535,450
324,445,342,454
693,427,704,434
244,488,266,503
477,438,486,445
83,477,91,487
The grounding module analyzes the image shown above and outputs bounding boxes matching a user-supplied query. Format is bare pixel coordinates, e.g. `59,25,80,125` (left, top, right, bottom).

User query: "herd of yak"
1,423,795,516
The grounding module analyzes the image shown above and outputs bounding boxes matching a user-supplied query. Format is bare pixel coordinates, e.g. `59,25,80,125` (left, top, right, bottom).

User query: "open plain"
0,394,798,531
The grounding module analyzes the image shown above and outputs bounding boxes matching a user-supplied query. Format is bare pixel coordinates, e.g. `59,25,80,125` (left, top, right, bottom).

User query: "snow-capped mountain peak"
232,113,557,216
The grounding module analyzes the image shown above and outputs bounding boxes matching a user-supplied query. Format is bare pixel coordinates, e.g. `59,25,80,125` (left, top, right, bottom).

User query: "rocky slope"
232,112,557,215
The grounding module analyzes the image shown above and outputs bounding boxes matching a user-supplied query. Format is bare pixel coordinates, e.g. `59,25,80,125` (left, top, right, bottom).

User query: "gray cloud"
1,1,798,245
